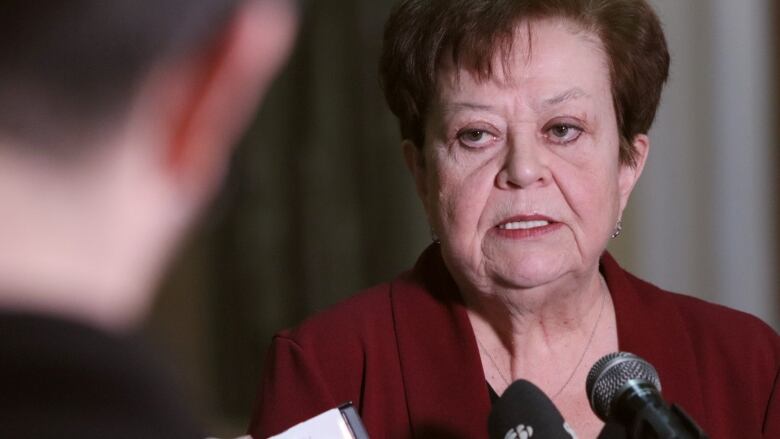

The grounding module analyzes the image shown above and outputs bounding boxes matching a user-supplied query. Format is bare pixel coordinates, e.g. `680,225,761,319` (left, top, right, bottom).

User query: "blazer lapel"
390,246,491,438
602,253,709,428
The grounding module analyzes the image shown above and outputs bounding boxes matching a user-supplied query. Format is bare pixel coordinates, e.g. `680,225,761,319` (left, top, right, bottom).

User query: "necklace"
476,285,607,400
476,336,512,388
550,289,606,399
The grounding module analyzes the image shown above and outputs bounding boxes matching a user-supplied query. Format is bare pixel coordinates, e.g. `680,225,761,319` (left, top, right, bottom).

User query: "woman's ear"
402,139,428,200
618,134,650,212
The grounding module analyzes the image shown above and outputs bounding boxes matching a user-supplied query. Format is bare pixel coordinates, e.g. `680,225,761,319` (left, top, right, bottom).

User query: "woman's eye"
457,129,496,148
546,123,583,144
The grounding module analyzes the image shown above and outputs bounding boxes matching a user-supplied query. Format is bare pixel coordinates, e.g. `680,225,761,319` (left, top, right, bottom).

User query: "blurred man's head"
0,0,297,329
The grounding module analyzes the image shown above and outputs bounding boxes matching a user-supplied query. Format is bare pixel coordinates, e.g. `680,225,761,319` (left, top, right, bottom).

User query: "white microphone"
268,403,369,439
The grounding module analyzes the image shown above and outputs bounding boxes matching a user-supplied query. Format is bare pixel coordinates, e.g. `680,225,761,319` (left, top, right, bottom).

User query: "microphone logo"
488,380,579,439
503,422,577,439
562,422,578,438
503,424,533,439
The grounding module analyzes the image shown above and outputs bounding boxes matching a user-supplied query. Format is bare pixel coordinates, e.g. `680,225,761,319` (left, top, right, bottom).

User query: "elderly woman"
249,0,780,438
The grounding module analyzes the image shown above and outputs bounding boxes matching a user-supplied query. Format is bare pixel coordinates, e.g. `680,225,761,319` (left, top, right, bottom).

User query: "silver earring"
430,228,441,244
610,219,623,239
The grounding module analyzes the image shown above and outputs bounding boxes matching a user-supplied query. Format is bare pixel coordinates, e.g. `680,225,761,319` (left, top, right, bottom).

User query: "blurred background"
144,0,780,435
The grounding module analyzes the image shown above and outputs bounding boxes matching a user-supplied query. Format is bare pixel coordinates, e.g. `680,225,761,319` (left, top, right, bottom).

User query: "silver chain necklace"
476,287,607,400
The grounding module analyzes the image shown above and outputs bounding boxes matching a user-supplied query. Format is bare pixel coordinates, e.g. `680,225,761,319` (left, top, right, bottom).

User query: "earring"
430,228,441,244
610,219,623,239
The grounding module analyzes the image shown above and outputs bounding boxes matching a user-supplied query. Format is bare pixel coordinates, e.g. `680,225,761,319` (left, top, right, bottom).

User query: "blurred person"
249,0,780,438
0,0,296,437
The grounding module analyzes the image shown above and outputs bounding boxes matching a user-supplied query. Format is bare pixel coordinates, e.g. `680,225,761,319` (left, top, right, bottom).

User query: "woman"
249,1,780,438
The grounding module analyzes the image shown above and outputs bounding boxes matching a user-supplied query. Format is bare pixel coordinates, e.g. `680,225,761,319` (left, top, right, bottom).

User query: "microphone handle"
630,403,708,439
614,382,708,439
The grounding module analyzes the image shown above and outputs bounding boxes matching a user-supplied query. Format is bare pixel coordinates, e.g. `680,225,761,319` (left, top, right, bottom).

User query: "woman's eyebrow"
440,88,590,114
541,87,589,108
441,102,496,112
436,102,500,118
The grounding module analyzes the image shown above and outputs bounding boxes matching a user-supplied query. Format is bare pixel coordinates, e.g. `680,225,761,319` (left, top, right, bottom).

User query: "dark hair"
0,0,242,153
379,0,670,166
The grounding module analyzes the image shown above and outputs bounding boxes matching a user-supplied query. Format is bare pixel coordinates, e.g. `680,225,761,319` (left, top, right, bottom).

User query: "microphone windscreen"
488,379,575,439
585,352,661,421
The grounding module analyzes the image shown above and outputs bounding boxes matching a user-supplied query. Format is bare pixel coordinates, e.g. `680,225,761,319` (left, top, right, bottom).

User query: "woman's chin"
491,271,566,291
443,240,585,293
484,255,573,291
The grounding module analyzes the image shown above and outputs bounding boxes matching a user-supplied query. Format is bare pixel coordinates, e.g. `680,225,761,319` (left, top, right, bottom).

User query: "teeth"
499,220,550,230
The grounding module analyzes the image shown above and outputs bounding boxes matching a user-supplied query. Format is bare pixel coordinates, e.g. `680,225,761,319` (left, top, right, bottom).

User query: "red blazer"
249,246,780,438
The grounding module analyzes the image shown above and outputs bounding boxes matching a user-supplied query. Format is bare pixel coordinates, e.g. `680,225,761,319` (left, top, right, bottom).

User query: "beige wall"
611,0,778,328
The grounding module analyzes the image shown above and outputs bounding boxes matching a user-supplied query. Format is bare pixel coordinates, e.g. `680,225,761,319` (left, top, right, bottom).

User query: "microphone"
488,379,577,439
268,402,369,439
586,352,708,438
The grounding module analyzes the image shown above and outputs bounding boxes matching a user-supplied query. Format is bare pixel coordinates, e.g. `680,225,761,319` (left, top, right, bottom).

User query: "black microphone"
586,352,708,439
488,379,577,439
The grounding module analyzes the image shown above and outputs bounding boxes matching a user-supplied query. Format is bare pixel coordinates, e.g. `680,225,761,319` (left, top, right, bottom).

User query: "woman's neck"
463,269,607,341
465,270,619,438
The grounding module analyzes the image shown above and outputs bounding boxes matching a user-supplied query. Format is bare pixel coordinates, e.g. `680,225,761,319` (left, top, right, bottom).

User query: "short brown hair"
379,0,670,166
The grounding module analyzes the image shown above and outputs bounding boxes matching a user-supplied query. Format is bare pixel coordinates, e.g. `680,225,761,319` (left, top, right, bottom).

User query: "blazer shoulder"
275,280,399,349
625,270,780,362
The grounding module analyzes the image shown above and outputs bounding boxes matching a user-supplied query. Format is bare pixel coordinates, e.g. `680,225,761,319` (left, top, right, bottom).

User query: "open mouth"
494,215,559,238
497,220,550,230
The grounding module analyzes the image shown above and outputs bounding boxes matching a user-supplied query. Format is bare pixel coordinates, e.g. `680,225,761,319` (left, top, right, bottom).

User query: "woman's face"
406,18,648,293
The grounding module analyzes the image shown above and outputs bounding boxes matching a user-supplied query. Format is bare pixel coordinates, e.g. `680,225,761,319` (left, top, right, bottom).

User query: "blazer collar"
601,252,708,426
389,248,707,437
390,245,491,438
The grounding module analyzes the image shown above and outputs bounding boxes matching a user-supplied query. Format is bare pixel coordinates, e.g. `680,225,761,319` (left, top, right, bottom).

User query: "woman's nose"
495,139,550,189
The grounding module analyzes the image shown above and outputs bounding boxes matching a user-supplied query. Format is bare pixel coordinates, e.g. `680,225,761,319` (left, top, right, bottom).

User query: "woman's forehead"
432,18,611,112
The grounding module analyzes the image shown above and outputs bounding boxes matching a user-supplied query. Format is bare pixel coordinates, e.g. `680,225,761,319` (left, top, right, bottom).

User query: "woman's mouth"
494,216,561,238
498,220,550,230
